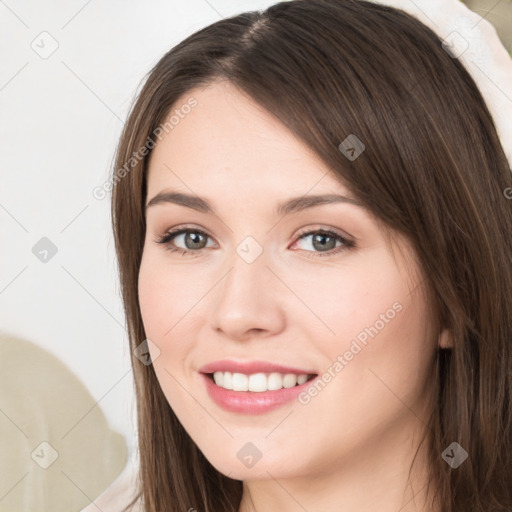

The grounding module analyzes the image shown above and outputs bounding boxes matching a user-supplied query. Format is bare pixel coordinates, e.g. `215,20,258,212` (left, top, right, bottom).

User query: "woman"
104,0,512,510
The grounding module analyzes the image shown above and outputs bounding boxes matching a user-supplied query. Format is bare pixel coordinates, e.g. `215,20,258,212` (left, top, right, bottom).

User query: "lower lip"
200,373,317,414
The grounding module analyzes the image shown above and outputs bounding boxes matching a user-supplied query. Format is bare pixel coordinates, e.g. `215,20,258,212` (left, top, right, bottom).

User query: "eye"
291,228,355,259
154,227,215,257
154,225,355,259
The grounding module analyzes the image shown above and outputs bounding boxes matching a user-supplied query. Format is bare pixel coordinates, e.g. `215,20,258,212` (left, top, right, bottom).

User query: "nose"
209,245,286,341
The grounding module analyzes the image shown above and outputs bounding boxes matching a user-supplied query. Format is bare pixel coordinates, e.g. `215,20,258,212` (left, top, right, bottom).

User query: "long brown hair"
111,1,512,510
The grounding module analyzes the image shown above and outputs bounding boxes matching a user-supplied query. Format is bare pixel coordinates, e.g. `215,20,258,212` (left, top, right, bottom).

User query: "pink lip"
200,373,318,414
198,359,316,375
198,359,318,414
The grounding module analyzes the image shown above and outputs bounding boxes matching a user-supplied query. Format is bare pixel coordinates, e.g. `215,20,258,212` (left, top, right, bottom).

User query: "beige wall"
463,0,512,53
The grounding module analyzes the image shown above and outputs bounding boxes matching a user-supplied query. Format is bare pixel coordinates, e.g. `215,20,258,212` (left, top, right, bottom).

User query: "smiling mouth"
205,371,317,392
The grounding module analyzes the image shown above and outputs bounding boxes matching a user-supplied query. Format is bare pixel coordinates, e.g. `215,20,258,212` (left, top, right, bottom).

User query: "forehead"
146,80,351,198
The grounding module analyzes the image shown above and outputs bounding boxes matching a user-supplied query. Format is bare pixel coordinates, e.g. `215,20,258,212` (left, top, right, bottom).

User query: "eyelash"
154,225,355,259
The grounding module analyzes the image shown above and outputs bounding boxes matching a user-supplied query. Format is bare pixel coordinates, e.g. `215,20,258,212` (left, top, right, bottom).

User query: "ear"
438,328,453,349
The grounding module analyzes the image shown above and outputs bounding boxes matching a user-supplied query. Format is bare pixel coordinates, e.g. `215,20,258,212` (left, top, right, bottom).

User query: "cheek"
301,290,435,458
296,257,402,348
326,282,436,424
307,256,436,411
138,258,168,338
137,251,206,340
137,256,196,407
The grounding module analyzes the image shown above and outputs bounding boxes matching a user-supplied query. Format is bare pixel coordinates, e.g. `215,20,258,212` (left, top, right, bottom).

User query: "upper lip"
198,359,317,375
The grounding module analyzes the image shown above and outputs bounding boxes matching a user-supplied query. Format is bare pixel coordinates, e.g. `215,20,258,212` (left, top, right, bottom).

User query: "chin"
198,442,306,481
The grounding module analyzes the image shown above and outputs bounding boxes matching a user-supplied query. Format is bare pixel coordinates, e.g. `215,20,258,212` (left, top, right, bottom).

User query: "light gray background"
0,0,279,459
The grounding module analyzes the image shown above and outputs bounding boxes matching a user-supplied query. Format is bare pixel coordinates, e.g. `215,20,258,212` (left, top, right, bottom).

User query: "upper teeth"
212,371,310,392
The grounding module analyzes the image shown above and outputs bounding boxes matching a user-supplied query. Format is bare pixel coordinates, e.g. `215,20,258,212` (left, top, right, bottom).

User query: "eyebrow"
145,190,363,217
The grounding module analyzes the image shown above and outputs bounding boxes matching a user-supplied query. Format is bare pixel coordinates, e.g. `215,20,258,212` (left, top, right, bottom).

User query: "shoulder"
79,454,143,512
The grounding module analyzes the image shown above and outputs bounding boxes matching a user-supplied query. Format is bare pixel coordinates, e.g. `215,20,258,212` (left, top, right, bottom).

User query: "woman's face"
138,80,440,482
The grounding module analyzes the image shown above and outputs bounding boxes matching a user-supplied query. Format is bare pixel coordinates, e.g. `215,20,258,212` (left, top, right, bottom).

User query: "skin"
138,79,449,511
